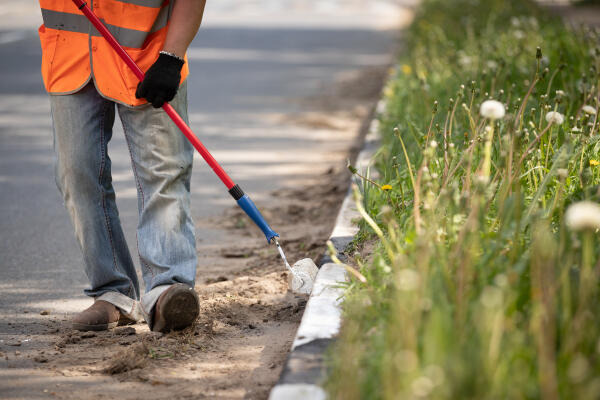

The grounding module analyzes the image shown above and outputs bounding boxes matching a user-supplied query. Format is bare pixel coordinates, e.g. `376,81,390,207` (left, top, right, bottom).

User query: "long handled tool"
70,0,315,291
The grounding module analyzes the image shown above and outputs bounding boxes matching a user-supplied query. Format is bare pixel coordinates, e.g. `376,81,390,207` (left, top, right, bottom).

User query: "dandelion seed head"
480,286,503,308
424,365,445,386
494,274,509,288
458,55,472,67
565,201,600,231
557,168,568,178
583,105,597,115
545,111,565,125
474,174,490,185
529,16,539,28
568,354,589,384
397,269,420,291
514,30,525,40
480,100,505,120
412,376,434,397
434,227,445,242
430,140,438,148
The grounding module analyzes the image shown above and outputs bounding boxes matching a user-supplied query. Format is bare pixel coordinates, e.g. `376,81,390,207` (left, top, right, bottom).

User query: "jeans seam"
121,118,155,279
98,101,134,292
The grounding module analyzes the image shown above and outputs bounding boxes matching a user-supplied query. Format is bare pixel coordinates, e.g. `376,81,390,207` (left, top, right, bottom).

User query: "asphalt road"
0,1,411,320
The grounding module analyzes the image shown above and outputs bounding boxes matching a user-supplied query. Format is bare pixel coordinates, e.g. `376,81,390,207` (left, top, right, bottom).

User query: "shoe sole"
153,284,199,333
72,321,118,332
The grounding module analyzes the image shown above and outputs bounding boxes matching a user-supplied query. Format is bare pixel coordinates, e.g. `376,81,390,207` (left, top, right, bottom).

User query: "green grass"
327,0,600,398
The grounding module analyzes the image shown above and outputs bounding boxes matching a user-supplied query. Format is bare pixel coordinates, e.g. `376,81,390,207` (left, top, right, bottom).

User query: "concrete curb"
268,95,387,400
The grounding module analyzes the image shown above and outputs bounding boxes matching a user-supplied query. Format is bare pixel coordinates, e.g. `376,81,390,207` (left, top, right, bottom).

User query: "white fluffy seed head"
582,105,597,115
565,201,600,231
397,269,420,291
480,100,505,120
557,168,568,178
545,111,564,125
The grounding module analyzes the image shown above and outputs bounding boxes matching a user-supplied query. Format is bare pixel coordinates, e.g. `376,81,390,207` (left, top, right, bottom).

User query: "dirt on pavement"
0,65,388,400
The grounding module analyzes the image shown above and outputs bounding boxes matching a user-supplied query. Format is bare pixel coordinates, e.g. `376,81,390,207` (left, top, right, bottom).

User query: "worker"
37,0,206,332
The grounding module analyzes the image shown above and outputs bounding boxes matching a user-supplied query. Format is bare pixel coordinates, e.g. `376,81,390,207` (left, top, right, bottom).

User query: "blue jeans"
50,81,196,325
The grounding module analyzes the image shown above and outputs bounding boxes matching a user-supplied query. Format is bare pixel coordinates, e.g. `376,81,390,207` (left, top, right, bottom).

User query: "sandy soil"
0,66,387,400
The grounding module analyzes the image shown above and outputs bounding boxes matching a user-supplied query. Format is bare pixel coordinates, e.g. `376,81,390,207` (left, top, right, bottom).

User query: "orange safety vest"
38,0,189,107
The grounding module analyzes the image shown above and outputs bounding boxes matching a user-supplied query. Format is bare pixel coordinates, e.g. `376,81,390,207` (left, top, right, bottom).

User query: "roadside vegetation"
327,0,600,398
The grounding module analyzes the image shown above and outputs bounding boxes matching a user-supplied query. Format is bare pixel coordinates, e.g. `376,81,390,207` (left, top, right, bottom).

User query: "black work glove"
135,52,185,108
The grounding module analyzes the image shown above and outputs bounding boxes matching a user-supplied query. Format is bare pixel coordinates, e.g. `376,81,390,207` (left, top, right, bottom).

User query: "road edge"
268,80,391,400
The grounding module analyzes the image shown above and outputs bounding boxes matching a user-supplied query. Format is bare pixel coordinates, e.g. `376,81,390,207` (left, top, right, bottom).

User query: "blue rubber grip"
236,194,279,243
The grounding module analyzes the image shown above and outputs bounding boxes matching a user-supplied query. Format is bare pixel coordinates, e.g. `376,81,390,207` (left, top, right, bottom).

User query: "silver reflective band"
149,4,170,34
41,8,90,34
114,0,165,8
41,7,169,49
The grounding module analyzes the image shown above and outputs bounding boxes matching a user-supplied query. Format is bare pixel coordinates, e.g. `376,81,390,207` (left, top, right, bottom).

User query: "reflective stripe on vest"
113,0,165,7
41,7,169,49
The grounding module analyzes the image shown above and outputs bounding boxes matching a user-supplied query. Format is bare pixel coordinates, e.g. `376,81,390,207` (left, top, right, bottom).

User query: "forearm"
162,0,206,58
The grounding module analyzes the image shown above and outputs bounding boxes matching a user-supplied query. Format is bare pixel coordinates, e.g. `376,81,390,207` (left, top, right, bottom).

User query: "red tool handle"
72,0,235,189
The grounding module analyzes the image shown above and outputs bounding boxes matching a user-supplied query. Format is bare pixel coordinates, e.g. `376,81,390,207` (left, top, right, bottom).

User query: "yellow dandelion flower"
381,184,393,191
401,64,412,75
590,160,600,166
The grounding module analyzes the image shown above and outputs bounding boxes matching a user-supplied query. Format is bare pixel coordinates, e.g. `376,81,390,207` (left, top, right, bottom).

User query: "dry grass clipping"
103,342,149,375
